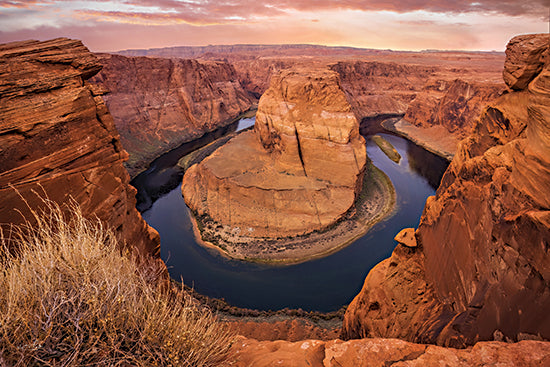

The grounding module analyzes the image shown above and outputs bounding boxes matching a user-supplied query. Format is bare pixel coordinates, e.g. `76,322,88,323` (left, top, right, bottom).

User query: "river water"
138,118,448,312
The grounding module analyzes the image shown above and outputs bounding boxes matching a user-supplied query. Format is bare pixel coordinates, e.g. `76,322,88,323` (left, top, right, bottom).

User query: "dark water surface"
139,124,448,312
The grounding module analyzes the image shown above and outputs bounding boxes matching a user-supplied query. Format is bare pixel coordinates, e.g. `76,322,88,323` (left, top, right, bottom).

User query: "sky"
0,0,548,52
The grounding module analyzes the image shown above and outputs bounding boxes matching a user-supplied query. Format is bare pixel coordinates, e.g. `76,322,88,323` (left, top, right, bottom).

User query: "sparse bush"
0,200,234,366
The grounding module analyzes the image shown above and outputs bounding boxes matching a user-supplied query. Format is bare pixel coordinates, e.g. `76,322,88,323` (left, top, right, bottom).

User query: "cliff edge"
342,33,550,347
0,38,159,257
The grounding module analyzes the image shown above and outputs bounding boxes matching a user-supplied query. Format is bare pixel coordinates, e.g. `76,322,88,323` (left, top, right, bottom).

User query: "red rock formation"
226,319,341,342
89,54,252,176
331,61,437,119
343,33,550,347
182,67,366,240
221,337,550,367
0,38,159,257
404,78,504,138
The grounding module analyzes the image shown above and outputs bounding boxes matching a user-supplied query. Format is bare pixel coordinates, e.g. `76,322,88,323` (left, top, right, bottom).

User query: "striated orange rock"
226,318,341,342
182,67,366,239
89,54,252,176
503,33,549,90
0,38,159,257
222,336,550,367
342,243,449,345
343,33,550,347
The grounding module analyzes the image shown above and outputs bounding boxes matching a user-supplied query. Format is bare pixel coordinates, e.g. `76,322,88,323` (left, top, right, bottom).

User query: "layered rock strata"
331,61,437,119
183,67,367,242
115,44,505,157
89,54,252,176
342,33,550,347
0,38,159,257
404,78,504,138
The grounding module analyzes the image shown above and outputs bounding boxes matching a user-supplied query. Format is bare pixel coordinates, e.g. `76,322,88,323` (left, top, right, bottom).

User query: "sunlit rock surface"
89,54,253,176
182,67,366,238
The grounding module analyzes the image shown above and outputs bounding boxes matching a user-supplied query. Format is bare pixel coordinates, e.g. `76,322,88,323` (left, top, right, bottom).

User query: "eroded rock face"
0,38,159,257
404,78,503,138
221,337,550,367
182,67,366,238
89,54,252,176
343,33,550,347
503,33,549,90
331,61,437,120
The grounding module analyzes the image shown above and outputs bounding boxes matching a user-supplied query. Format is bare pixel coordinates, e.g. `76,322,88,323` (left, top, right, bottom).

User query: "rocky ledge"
0,38,159,257
182,67,394,262
222,337,550,366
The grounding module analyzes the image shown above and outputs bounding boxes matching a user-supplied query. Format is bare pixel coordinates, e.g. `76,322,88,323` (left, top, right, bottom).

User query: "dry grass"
0,200,234,366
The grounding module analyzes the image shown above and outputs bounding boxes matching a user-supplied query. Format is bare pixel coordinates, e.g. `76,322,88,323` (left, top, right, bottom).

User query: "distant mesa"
182,66,367,243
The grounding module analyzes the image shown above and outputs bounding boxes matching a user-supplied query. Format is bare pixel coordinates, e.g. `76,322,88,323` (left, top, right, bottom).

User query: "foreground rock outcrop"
222,337,550,367
89,54,252,176
0,38,159,257
343,33,550,347
182,67,367,252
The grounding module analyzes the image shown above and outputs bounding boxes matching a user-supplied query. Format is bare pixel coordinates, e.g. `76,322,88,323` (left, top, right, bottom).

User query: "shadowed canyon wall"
89,54,253,177
0,38,159,257
342,33,550,347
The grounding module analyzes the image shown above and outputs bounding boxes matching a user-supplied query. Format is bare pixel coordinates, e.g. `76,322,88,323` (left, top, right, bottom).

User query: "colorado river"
138,119,448,312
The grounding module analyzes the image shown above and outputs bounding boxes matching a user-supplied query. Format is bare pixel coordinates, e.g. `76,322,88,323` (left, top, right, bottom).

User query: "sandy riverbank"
187,160,396,264
382,118,458,161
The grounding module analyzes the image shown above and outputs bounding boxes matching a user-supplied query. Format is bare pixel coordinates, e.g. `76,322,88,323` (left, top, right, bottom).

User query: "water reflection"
407,142,449,190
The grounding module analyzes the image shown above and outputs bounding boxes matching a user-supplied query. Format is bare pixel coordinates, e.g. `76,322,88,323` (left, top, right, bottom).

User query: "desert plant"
0,199,234,366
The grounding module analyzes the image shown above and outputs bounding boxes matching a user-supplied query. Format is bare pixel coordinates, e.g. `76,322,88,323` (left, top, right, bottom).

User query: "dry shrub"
0,200,234,366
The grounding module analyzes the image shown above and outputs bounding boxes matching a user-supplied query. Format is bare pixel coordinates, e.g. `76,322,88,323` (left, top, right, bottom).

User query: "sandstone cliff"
404,78,504,139
331,61,437,120
182,67,366,241
0,38,159,257
342,33,550,347
89,54,252,177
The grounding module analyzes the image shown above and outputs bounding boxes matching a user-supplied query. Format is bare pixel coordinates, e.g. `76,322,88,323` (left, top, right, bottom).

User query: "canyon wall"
182,67,366,239
116,44,504,154
0,38,159,257
342,33,550,347
330,61,437,119
89,54,253,177
404,78,504,139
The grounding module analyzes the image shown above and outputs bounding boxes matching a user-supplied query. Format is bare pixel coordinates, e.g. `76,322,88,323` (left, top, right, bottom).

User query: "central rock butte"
182,67,367,240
